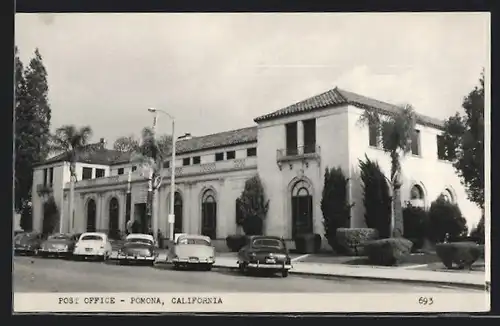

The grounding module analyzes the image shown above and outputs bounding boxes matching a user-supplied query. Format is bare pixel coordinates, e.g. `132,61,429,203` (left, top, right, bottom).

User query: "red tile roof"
34,126,258,167
253,87,444,129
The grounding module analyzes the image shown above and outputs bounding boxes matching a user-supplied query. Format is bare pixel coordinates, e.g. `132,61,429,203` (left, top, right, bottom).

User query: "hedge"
225,235,248,252
294,233,322,254
364,238,413,266
435,242,484,270
336,228,378,256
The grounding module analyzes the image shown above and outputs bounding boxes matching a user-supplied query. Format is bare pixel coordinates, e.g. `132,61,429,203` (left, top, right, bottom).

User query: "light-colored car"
113,233,158,265
171,234,215,271
73,232,112,261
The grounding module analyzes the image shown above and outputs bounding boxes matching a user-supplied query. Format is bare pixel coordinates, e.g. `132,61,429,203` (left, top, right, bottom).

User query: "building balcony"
68,157,258,189
36,183,53,196
276,145,321,170
163,156,257,178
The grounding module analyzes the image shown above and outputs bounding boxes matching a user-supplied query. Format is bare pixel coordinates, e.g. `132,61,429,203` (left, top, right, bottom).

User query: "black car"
114,234,158,266
14,232,44,256
237,236,292,277
39,233,80,258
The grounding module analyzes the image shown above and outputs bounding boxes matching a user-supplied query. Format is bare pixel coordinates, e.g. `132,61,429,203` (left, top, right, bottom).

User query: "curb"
210,264,486,291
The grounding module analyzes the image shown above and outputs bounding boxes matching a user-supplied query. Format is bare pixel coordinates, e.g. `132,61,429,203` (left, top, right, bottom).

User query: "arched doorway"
108,197,120,239
174,192,183,234
86,199,97,232
291,180,313,238
201,189,217,239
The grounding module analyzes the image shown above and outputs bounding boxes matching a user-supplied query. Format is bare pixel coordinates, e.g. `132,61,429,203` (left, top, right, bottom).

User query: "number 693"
418,297,434,305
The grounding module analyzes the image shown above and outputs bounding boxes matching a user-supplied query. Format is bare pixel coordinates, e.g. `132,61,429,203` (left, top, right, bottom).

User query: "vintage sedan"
237,236,292,277
171,234,215,271
39,233,80,258
73,232,112,261
114,233,158,265
14,232,44,256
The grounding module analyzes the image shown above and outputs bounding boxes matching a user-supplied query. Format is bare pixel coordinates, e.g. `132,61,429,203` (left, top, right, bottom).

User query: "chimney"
99,138,107,148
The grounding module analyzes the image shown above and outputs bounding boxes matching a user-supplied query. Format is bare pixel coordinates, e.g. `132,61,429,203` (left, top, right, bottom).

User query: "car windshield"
18,233,37,240
127,238,154,246
252,238,284,249
49,234,69,240
178,238,210,246
80,235,103,241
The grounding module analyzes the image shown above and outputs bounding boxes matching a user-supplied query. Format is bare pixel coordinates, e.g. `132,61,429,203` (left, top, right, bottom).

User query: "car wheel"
281,269,289,278
173,263,179,270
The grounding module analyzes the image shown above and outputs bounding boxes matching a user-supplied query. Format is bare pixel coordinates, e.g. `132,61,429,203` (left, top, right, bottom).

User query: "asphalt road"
13,255,481,293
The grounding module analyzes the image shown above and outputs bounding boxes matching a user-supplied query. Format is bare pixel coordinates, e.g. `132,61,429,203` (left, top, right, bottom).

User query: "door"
108,197,120,239
291,184,313,238
86,199,97,232
201,190,217,239
174,192,183,234
285,122,298,156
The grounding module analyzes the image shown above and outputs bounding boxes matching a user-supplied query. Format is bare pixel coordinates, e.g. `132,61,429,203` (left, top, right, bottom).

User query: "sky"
15,13,489,145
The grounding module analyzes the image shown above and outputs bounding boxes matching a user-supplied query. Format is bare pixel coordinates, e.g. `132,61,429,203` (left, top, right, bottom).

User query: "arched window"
201,189,217,239
291,179,313,238
409,184,425,208
174,192,183,234
86,199,97,232
441,188,455,203
108,197,120,239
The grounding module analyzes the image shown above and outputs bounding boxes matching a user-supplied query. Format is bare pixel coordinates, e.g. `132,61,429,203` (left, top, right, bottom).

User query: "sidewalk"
213,254,487,290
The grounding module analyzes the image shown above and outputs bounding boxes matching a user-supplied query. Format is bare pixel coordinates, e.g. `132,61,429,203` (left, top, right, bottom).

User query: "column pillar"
297,120,304,152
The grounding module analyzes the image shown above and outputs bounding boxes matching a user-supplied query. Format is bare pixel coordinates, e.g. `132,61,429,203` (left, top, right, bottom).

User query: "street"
13,256,481,293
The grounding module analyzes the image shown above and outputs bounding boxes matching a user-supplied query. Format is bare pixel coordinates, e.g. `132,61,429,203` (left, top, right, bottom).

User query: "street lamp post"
148,108,176,242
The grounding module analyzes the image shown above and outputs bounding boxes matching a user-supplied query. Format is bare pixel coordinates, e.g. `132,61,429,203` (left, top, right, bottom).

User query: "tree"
129,127,172,237
359,155,392,238
49,125,93,233
113,135,140,152
42,196,59,236
442,71,485,209
428,195,468,243
321,167,353,252
15,47,52,230
236,175,270,235
358,104,417,238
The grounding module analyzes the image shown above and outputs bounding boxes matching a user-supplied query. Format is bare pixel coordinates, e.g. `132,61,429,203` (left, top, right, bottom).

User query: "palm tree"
358,104,417,237
50,125,93,233
129,127,172,238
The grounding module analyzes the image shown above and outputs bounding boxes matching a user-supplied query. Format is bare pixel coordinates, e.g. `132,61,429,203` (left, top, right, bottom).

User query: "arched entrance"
201,189,217,239
174,192,183,234
86,199,97,232
108,197,120,239
409,184,425,208
291,179,313,238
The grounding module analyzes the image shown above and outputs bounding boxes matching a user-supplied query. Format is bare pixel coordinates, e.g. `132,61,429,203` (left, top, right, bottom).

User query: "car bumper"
73,251,106,256
245,262,292,270
113,254,156,261
14,248,37,254
39,249,71,255
172,258,214,264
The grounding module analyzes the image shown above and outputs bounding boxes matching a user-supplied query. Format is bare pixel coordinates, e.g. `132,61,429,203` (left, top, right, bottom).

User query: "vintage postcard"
13,12,490,313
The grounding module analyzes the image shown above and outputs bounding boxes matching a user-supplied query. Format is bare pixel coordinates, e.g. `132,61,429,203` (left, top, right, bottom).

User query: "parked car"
39,233,80,258
171,234,215,271
237,236,292,277
114,233,158,266
73,232,112,261
14,232,44,256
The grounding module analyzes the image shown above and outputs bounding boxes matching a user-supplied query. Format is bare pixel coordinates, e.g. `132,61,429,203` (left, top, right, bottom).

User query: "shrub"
469,215,485,244
364,238,413,266
435,242,483,269
403,204,429,250
428,196,468,243
294,233,322,254
336,228,378,256
226,234,247,252
321,167,353,252
236,175,270,235
42,196,59,236
359,156,392,239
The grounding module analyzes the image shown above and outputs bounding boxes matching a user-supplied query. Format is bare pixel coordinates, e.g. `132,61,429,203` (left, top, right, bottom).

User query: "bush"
470,215,485,244
403,205,429,250
435,242,483,270
294,233,322,254
428,196,468,243
321,167,353,252
364,238,413,266
226,234,247,252
236,175,270,235
336,228,378,256
359,156,392,239
42,196,59,236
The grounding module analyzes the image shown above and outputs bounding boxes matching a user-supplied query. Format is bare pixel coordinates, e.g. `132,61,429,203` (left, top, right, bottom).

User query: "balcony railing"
68,157,258,189
276,144,321,162
36,183,53,196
